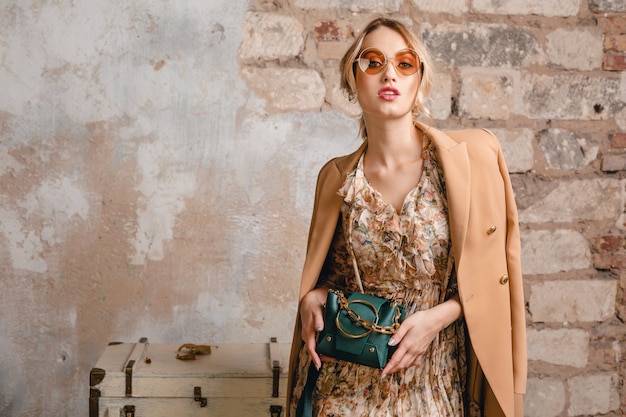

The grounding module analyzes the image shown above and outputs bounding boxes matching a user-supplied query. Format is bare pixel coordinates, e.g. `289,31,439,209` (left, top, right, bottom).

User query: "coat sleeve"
485,129,527,397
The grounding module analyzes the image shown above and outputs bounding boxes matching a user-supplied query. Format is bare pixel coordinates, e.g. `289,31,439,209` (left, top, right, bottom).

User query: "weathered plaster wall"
0,0,625,416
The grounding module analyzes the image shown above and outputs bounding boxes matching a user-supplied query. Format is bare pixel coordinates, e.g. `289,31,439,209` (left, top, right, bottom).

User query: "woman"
286,17,526,417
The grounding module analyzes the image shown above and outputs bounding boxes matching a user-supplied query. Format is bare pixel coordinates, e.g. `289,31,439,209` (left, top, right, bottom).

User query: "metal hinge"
90,367,106,386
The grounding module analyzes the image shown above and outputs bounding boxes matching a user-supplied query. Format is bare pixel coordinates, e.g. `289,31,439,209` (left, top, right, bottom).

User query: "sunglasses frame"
354,47,422,76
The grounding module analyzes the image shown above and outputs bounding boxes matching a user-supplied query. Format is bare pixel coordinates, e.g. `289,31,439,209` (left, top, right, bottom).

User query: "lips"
378,86,400,100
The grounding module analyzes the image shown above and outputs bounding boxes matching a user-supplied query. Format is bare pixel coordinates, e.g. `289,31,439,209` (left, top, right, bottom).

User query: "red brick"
603,53,626,71
605,17,626,34
605,35,626,52
598,235,626,251
593,253,626,270
612,133,626,148
313,21,350,41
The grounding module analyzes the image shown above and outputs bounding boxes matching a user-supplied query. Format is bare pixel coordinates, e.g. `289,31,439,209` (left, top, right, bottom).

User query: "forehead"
360,26,410,52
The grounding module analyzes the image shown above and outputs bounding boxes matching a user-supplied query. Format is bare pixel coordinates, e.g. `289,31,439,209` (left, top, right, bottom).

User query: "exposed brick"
292,0,401,11
589,0,626,13
547,28,603,71
524,378,566,417
473,0,580,16
430,72,453,121
458,69,516,120
605,17,626,34
593,253,626,270
521,230,591,275
603,53,626,71
521,74,622,120
529,280,617,322
527,328,589,367
612,132,626,148
239,12,304,61
598,235,626,251
410,0,469,15
601,152,626,171
317,41,351,60
538,128,598,170
422,23,539,68
604,34,626,52
519,179,623,223
568,373,621,415
313,21,350,41
490,128,535,173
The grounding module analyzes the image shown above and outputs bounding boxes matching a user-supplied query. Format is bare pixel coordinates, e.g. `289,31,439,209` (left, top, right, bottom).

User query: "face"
355,26,421,122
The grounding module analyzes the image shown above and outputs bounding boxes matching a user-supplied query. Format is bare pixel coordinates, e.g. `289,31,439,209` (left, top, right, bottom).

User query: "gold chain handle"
333,290,402,335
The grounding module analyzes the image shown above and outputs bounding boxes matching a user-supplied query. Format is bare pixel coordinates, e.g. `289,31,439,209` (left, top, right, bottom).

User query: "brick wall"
241,0,626,415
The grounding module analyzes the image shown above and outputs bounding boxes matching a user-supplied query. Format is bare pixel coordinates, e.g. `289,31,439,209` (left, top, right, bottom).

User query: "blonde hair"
339,18,434,139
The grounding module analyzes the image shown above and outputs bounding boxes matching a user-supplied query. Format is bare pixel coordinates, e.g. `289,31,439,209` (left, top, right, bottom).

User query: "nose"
382,59,398,81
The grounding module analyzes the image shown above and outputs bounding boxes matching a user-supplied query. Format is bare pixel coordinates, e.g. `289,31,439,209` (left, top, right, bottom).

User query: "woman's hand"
381,295,463,377
299,287,329,370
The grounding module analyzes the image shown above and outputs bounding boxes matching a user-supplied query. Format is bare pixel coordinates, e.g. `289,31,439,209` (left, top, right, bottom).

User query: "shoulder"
419,122,501,154
317,141,367,181
444,128,500,150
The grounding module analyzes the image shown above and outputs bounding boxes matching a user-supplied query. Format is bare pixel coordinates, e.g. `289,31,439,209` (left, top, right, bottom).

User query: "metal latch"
270,405,283,417
123,405,135,417
270,337,281,398
194,386,207,407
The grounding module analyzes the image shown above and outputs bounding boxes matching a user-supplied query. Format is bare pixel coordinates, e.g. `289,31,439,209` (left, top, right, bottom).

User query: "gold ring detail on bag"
335,298,378,339
333,290,402,337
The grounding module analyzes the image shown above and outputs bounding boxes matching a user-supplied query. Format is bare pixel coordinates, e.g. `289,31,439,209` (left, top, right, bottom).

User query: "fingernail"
381,372,387,380
316,364,321,371
388,338,396,346
315,325,322,331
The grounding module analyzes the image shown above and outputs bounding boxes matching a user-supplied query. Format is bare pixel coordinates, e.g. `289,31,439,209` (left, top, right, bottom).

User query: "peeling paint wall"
1,0,626,416
0,1,361,415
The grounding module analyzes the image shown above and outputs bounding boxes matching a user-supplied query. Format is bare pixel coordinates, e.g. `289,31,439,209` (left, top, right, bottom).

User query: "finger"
381,346,404,377
387,325,407,348
306,341,322,370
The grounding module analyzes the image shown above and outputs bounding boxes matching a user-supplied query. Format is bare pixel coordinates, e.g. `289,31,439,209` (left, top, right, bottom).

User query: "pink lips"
378,86,400,101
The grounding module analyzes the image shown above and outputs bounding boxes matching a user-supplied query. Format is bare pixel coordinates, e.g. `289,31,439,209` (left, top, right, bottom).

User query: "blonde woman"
287,17,526,417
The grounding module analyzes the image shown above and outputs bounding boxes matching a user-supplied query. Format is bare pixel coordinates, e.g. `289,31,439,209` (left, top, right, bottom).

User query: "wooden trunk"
89,337,289,417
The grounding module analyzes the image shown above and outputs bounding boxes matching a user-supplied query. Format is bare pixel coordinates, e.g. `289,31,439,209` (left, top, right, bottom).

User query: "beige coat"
286,123,527,417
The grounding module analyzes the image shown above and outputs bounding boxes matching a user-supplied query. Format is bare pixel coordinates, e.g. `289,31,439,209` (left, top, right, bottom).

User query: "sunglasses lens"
356,48,420,76
358,49,386,75
395,50,419,76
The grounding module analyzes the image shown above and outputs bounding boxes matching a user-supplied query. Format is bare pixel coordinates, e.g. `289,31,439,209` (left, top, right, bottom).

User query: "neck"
363,115,422,167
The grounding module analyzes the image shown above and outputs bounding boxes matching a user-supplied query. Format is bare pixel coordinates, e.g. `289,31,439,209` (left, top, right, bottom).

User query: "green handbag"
316,289,406,369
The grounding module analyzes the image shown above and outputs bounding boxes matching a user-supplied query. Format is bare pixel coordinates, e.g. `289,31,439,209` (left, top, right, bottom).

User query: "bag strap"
295,362,319,417
345,209,365,292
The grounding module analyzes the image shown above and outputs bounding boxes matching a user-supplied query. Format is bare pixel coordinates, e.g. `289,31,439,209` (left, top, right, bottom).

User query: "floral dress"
290,136,466,417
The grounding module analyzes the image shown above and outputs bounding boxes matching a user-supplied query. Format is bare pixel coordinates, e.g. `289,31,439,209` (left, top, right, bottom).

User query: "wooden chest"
89,337,290,417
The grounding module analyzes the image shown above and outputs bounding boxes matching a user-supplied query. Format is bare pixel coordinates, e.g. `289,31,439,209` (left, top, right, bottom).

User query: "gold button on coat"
500,275,509,285
487,226,497,235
